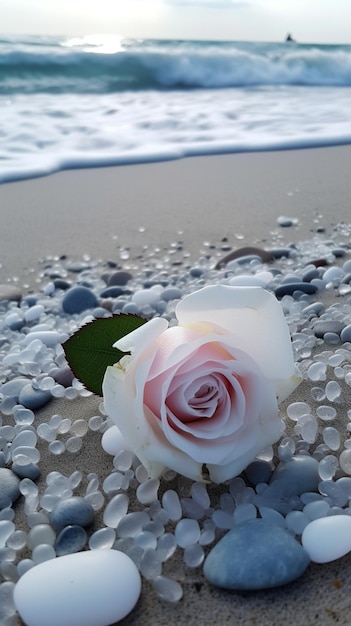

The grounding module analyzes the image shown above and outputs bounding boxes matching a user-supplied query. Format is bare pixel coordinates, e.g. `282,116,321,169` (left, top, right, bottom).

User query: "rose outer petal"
176,285,300,402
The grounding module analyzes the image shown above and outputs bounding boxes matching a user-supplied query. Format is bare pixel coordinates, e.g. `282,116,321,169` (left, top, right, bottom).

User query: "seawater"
1,34,351,183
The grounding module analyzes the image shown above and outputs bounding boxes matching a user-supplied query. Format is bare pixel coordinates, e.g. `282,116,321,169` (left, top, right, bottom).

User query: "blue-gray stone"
49,497,94,531
331,247,347,257
92,307,112,318
341,324,351,343
312,320,345,338
0,468,21,510
267,247,292,259
50,366,74,388
18,384,52,410
275,282,318,297
189,267,205,277
161,287,183,302
55,525,88,556
53,279,72,291
108,271,133,286
0,378,31,401
12,462,41,481
100,286,124,298
245,460,272,485
302,302,325,318
203,519,310,590
270,456,320,495
0,452,6,468
302,268,320,282
62,286,98,314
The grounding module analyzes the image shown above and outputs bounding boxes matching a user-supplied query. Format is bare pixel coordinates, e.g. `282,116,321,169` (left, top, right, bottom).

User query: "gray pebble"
100,287,124,298
161,287,183,302
50,366,74,388
0,378,31,401
49,496,95,531
12,462,41,481
312,320,345,338
107,271,133,286
189,267,205,277
302,302,325,318
55,525,88,556
302,268,320,282
0,284,22,302
62,286,98,314
275,282,318,297
66,261,91,273
266,247,292,259
245,460,273,485
53,279,72,290
341,324,351,343
203,519,310,590
270,456,320,495
18,384,52,410
0,468,20,510
277,216,295,227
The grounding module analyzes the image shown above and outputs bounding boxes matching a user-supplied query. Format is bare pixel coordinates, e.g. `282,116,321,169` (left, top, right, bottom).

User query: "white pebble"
14,550,141,626
174,519,200,548
101,426,129,456
302,515,351,563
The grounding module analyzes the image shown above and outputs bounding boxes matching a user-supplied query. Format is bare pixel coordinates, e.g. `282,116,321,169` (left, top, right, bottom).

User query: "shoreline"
3,145,351,625
1,145,351,289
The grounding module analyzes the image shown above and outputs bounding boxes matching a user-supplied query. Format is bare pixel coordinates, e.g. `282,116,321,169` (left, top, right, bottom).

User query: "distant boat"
285,33,296,42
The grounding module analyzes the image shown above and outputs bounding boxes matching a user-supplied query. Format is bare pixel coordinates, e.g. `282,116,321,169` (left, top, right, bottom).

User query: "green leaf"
62,314,147,396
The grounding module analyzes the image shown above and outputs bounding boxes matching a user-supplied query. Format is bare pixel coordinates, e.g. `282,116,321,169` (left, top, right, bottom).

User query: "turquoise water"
1,34,351,183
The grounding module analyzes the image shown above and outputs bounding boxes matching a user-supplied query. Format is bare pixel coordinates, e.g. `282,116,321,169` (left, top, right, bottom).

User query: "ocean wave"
1,37,351,94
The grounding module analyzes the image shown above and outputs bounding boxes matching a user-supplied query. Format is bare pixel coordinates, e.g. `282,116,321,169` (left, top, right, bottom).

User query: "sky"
1,0,350,44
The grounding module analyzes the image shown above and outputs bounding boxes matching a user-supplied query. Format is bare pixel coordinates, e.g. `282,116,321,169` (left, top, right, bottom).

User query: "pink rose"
103,285,300,483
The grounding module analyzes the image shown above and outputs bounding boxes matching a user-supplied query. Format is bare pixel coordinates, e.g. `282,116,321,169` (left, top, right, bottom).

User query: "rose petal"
114,317,169,354
176,285,300,401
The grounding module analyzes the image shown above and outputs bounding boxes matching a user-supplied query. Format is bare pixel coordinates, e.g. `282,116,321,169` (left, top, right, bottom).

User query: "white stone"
101,426,130,456
14,549,141,626
302,515,351,563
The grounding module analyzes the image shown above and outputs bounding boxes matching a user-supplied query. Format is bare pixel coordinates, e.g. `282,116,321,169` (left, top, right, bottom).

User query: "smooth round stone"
62,286,98,314
0,284,22,302
100,287,124,298
101,426,130,456
12,462,41,481
49,497,94,531
275,282,318,297
270,456,320,495
53,278,72,290
203,519,310,590
302,302,325,317
227,254,262,267
55,525,88,556
23,331,67,347
312,320,345,338
302,515,351,563
277,215,294,227
341,324,351,343
245,460,272,485
50,366,74,388
18,384,52,410
0,378,31,400
161,287,183,302
0,468,20,509
14,549,141,626
107,271,133,286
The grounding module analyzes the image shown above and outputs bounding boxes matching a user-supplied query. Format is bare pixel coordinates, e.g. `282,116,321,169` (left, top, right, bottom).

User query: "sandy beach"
3,146,351,626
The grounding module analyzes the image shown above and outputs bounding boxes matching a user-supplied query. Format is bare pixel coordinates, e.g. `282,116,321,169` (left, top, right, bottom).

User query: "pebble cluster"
2,221,351,624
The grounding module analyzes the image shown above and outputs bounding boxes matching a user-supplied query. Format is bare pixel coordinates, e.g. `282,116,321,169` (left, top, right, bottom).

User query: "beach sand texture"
2,147,351,625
